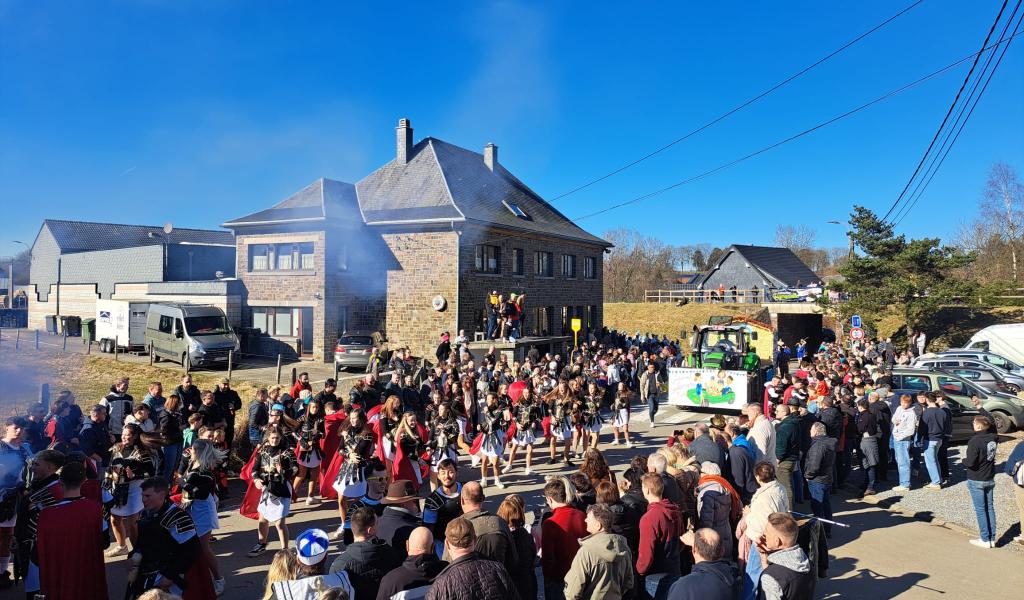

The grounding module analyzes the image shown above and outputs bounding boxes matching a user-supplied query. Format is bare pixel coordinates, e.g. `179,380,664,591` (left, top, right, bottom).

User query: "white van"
144,303,239,370
965,324,1024,366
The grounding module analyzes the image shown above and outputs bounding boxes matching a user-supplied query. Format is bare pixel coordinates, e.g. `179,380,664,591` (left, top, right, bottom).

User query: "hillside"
603,302,762,344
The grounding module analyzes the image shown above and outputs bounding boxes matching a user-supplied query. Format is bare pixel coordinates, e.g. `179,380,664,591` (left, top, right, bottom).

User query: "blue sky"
1,0,1022,259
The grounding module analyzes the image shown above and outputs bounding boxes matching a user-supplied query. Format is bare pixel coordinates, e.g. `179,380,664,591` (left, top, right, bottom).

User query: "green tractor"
669,324,765,410
689,324,761,372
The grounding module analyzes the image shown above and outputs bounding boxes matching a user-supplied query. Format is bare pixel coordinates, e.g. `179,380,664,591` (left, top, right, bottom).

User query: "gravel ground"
859,432,1023,551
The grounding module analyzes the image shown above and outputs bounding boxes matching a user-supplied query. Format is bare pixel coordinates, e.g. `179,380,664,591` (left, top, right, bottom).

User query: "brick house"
225,119,610,361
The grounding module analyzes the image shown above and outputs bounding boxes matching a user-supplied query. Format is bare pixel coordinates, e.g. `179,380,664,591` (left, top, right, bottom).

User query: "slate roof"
41,219,234,254
223,178,361,228
355,137,609,247
698,245,819,288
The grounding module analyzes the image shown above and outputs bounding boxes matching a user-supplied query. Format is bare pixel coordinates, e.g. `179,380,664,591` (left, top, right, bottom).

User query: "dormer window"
503,200,529,219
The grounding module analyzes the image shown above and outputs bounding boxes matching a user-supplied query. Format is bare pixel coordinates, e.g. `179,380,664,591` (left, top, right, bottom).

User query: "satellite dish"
163,222,174,235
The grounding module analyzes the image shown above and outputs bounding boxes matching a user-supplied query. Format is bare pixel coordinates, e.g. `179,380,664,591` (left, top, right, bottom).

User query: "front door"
301,308,314,355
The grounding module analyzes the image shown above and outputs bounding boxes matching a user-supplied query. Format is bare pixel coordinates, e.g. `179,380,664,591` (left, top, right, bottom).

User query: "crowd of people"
0,326,1022,600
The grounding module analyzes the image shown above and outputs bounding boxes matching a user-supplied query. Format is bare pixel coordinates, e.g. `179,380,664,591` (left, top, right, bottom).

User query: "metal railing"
644,288,767,303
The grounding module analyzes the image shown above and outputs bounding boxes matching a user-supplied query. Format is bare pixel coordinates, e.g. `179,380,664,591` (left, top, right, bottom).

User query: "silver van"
145,303,239,370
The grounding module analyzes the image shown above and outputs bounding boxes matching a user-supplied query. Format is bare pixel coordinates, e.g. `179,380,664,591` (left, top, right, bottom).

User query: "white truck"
96,299,150,353
965,324,1024,366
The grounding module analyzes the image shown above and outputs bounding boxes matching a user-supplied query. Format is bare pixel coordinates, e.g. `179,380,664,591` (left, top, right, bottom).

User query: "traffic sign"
851,315,862,328
571,318,581,332
849,327,865,341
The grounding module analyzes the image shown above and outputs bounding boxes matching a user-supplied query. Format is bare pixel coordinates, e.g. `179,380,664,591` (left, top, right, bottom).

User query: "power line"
550,0,926,202
880,0,1014,223
892,10,1023,227
573,31,1024,222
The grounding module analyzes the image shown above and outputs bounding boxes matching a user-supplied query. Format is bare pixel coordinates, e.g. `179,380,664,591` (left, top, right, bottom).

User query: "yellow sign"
571,318,581,332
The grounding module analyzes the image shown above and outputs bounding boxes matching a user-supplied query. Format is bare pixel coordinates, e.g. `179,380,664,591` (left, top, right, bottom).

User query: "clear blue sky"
2,0,1022,259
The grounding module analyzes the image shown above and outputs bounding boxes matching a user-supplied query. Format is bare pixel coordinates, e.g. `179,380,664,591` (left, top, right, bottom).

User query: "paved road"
92,403,1024,600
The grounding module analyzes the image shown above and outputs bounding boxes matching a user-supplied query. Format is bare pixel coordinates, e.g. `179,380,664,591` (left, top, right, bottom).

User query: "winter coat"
540,505,587,581
666,559,740,600
745,480,789,543
803,436,837,485
817,407,842,440
425,552,518,600
376,506,421,561
637,499,683,577
564,532,635,600
728,439,758,503
451,509,519,577
774,414,801,463
689,435,725,470
607,500,641,563
375,553,447,600
697,480,734,558
330,539,402,600
748,416,777,467
508,526,538,600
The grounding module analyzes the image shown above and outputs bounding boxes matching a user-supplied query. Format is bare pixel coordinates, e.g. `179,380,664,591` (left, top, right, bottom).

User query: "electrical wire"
891,10,1023,227
572,31,1024,222
880,0,1015,223
550,0,926,202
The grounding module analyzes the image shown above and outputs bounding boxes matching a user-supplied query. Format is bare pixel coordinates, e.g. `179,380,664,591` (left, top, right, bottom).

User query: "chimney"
396,118,413,164
483,143,498,171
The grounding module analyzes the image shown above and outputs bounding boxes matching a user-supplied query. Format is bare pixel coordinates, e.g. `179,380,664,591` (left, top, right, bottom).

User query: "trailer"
96,299,150,353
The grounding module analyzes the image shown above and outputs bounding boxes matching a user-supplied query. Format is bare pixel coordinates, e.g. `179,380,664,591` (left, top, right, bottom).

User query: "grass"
603,302,762,348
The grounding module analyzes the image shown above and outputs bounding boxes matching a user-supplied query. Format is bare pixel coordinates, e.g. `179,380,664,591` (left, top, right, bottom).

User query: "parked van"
964,324,1024,366
145,303,239,370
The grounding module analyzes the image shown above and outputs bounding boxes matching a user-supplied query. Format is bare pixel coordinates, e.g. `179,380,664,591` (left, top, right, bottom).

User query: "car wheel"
1006,384,1021,394
991,410,1013,434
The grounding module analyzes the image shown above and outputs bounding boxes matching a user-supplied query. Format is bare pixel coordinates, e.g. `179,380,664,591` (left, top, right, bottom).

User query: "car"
936,349,1024,376
942,367,1009,395
145,303,239,371
334,330,389,371
889,367,1024,436
912,354,1024,394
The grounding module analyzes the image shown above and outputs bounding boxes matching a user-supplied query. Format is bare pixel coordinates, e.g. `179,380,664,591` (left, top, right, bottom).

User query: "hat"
271,403,286,412
382,480,419,504
709,415,727,430
295,528,330,566
220,377,230,385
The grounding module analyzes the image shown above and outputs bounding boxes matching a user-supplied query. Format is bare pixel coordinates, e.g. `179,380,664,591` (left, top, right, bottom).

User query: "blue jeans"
642,574,678,600
808,480,833,534
967,479,997,542
742,542,763,600
923,440,942,485
648,394,660,424
894,439,912,488
791,463,805,505
162,442,182,482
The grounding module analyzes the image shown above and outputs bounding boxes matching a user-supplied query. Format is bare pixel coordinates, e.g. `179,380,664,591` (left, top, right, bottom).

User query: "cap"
271,403,286,412
295,528,330,566
220,377,230,385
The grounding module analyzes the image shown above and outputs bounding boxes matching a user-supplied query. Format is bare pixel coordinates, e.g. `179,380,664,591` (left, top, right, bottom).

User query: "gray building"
28,219,235,300
696,245,819,292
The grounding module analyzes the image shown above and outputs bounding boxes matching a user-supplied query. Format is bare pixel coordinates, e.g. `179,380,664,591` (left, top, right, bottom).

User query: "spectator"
647,453,685,513
755,513,815,600
725,424,757,504
541,478,588,600
803,422,837,536
773,404,800,509
426,517,517,600
696,462,737,559
446,482,519,577
174,375,202,419
77,405,111,475
564,503,634,600
744,404,776,467
329,507,402,600
688,423,725,471
377,480,422,561
637,473,683,599
855,400,880,496
100,377,134,439
213,378,242,449
741,462,789,600
921,393,950,489
891,395,919,491
639,363,661,426
273,529,355,600
596,480,640,564
496,496,538,600
142,381,166,416
666,528,739,600
1005,438,1024,544
158,394,184,483
376,527,447,600
964,416,999,548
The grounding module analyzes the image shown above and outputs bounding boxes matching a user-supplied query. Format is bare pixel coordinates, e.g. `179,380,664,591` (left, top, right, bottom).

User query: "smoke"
0,352,58,418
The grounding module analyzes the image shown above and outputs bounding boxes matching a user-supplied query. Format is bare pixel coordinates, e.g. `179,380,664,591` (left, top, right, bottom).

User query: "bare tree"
982,162,1024,282
775,224,816,251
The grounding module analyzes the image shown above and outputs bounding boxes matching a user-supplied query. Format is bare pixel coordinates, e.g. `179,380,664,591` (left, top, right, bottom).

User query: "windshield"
701,330,744,353
986,354,1021,371
185,315,230,336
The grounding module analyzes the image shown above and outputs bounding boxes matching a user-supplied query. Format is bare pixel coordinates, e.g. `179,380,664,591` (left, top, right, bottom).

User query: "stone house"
224,118,610,361
696,244,819,296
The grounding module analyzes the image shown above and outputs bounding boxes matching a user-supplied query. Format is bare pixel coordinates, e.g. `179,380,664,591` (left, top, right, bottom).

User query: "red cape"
239,445,261,520
318,413,348,499
391,423,430,490
183,546,217,600
37,497,107,600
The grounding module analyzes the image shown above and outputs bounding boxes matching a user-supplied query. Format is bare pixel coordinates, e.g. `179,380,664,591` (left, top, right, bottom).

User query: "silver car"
937,349,1024,376
334,331,387,371
913,354,1024,394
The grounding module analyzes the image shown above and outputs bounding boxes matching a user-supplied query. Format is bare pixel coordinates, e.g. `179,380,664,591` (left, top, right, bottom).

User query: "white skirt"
480,432,505,458
512,429,536,447
188,495,219,536
336,480,367,498
111,481,143,517
333,461,367,498
612,409,629,428
382,438,395,461
430,447,458,471
298,453,322,469
258,491,291,523
555,418,574,441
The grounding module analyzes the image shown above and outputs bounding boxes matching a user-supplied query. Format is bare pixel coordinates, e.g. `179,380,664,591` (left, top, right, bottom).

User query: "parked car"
937,349,1024,376
145,303,239,370
942,367,1009,395
334,330,389,371
889,367,1024,436
912,354,1024,394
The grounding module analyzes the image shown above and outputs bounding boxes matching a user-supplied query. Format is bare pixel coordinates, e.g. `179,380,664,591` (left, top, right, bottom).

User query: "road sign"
571,318,581,332
849,327,865,341
851,315,862,328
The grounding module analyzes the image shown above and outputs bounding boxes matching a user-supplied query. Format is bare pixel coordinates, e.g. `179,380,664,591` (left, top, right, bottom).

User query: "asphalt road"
87,403,1024,600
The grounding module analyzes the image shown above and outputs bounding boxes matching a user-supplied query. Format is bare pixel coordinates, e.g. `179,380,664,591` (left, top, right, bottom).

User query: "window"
562,254,577,278
584,256,597,279
277,247,293,270
512,248,524,276
561,306,572,335
534,307,549,336
952,369,981,381
937,376,968,396
298,243,315,270
250,244,271,271
252,307,299,337
248,242,316,272
475,244,501,274
337,243,349,271
588,305,598,330
158,315,173,334
535,251,553,277
898,375,932,391
503,200,529,219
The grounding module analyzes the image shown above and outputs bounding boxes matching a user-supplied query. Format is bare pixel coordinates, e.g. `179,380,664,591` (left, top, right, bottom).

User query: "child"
183,413,203,449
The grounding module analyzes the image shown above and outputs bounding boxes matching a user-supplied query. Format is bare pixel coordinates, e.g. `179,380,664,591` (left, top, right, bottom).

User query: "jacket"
728,440,758,503
425,552,518,600
508,526,538,600
666,559,739,600
636,499,683,577
688,435,725,470
774,414,801,463
158,410,183,446
375,553,447,600
803,436,837,484
376,506,421,561
817,407,842,440
607,501,641,562
965,431,998,481
748,416,777,467
696,480,734,558
329,539,402,600
758,545,815,600
639,370,660,402
454,509,519,576
541,505,587,581
564,532,635,600
745,480,789,543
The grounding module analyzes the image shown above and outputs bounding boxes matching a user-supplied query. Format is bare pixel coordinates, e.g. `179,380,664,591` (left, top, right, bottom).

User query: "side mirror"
175,330,183,339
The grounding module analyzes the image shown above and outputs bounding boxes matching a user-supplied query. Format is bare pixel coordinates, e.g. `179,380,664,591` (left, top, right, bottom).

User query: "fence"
644,288,767,304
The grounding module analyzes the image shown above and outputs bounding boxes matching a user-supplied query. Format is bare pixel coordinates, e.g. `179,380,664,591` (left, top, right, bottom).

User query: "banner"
668,367,748,410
